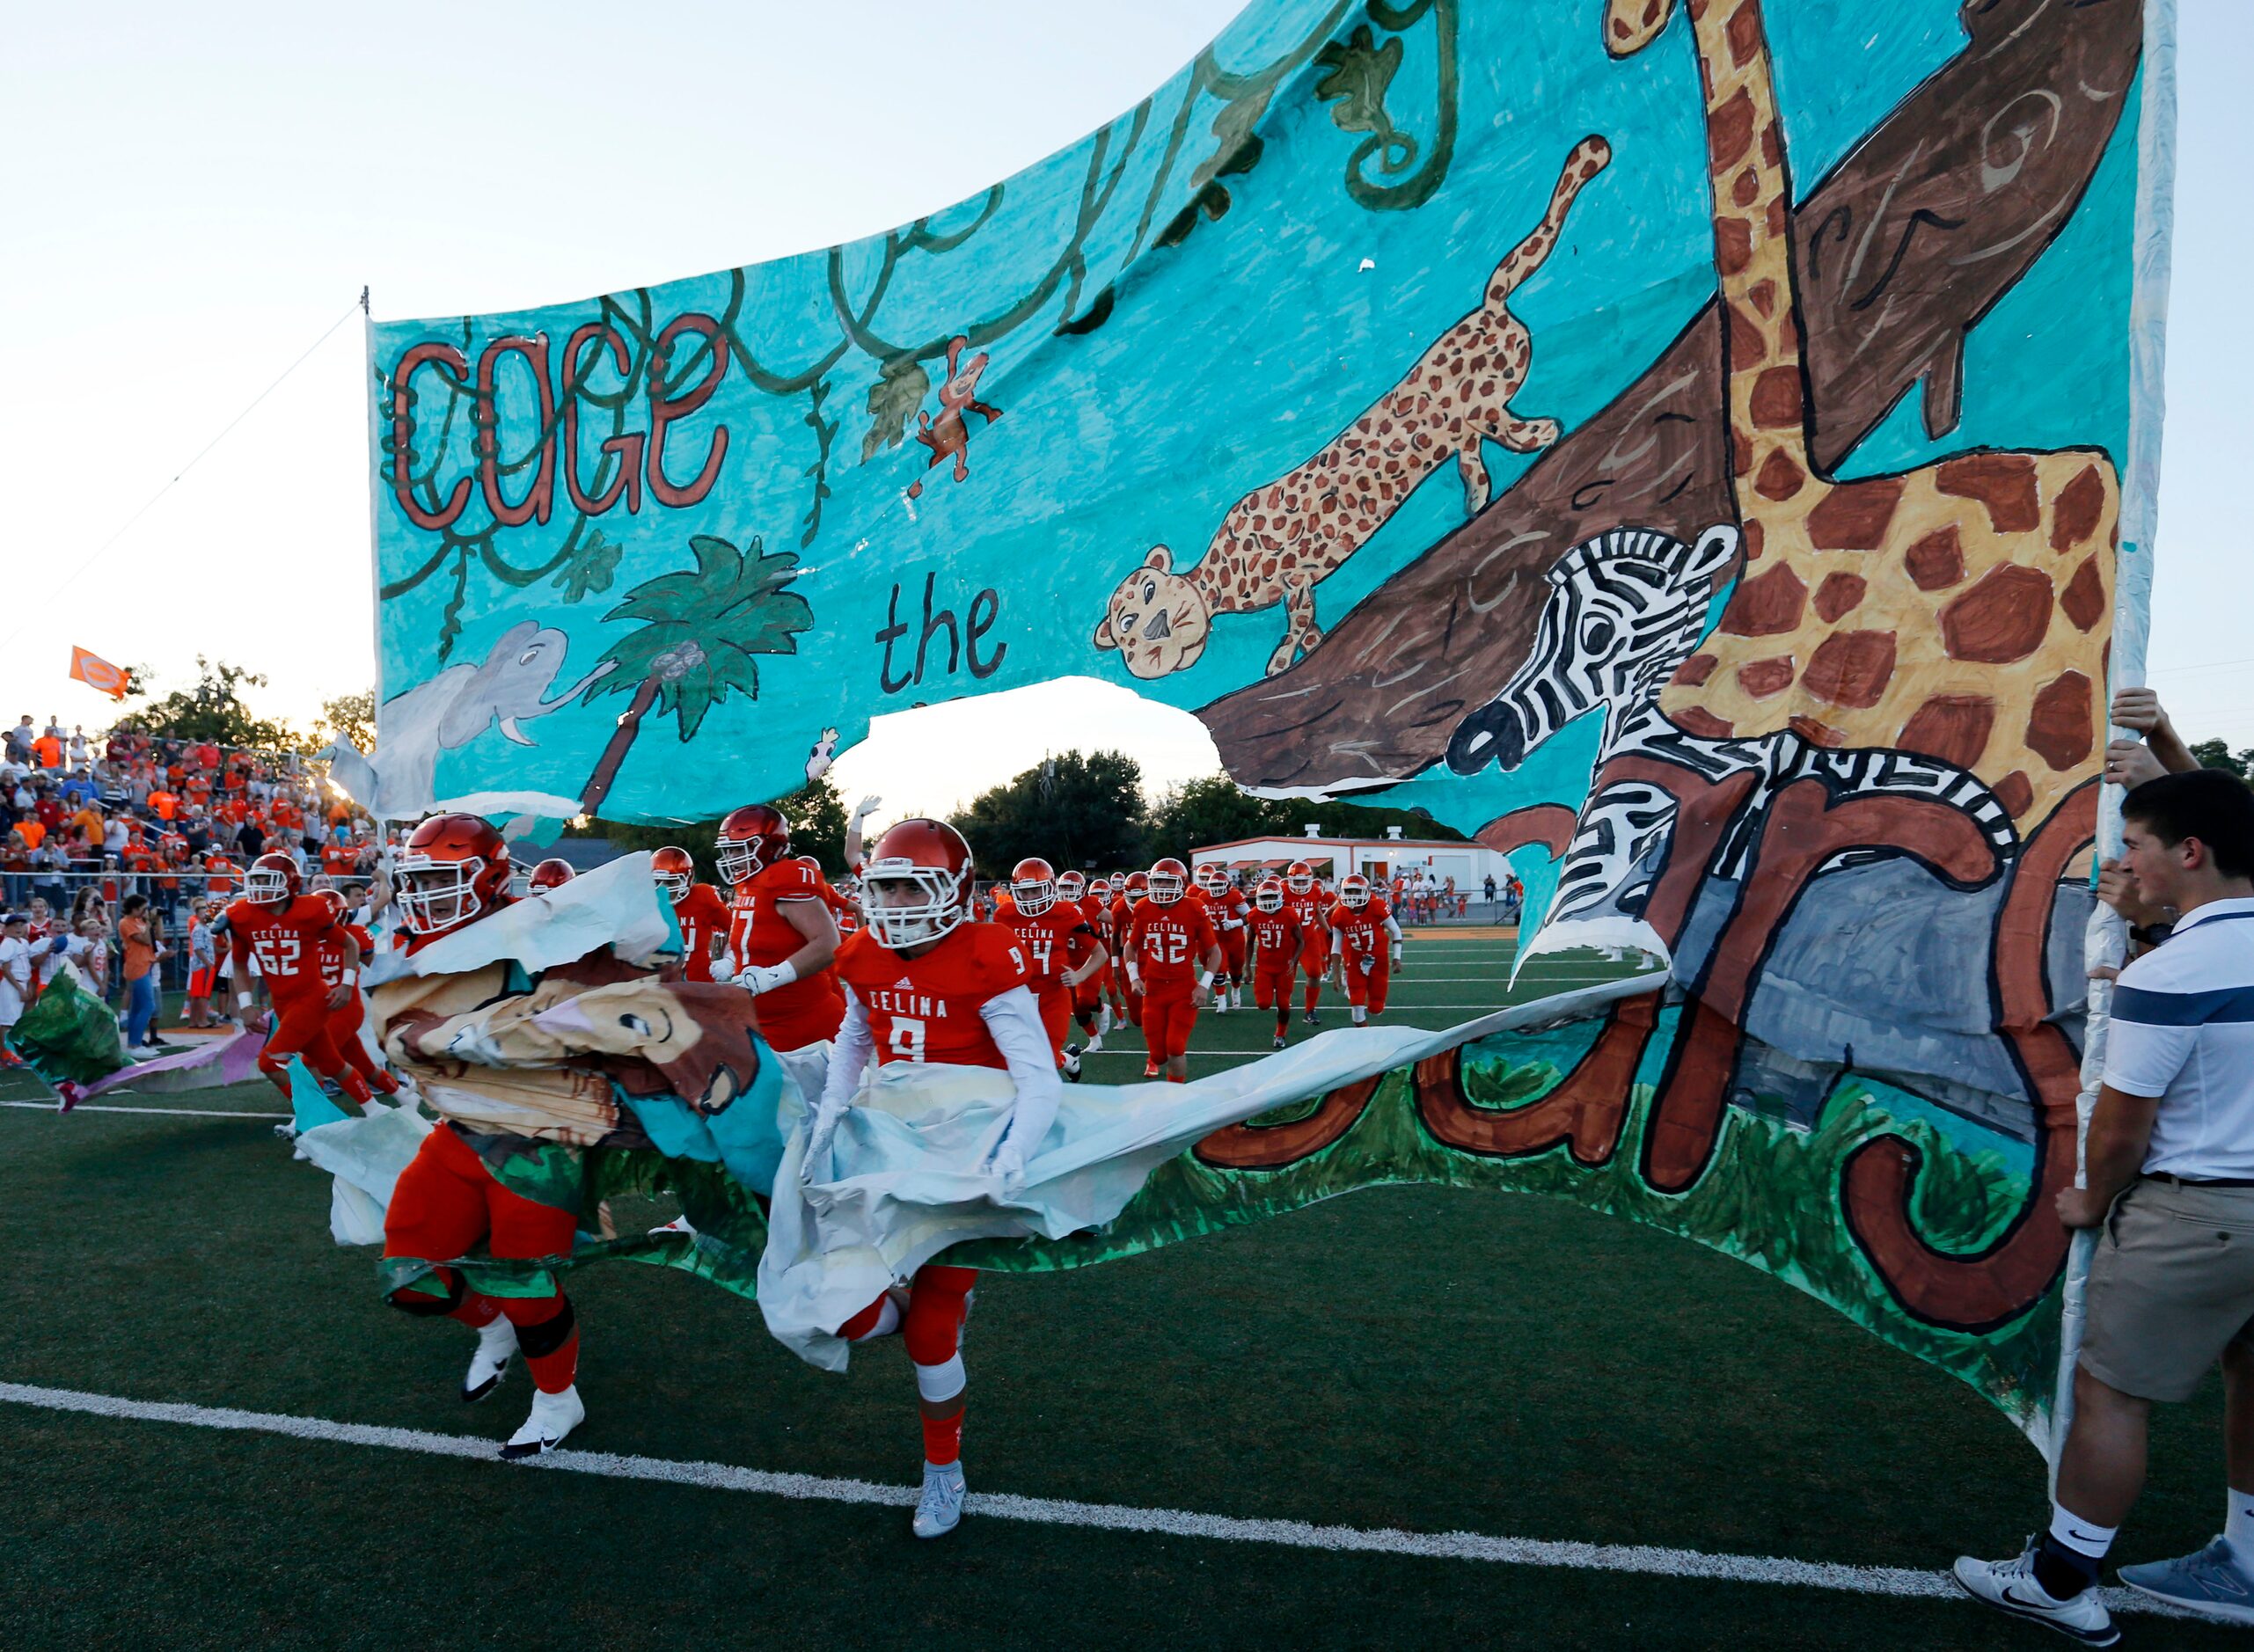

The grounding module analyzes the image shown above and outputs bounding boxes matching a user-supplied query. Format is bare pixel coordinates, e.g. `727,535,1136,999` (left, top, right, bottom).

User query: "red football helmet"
860,818,975,949
1148,857,1189,904
1123,870,1151,908
1055,868,1087,903
1194,862,1226,895
1255,878,1285,913
243,851,301,906
714,804,790,888
1284,859,1315,895
1011,856,1057,917
394,813,511,936
1340,873,1372,910
317,888,348,922
652,845,695,903
528,858,574,893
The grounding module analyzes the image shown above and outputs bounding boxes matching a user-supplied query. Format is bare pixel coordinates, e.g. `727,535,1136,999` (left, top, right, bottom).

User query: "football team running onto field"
237,800,1419,1540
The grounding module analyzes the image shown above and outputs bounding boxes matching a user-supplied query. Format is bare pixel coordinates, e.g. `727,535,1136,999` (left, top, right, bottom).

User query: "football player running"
1122,858,1221,1083
1328,874,1405,1026
653,845,728,983
998,857,1108,1080
313,888,399,1100
1282,860,1329,1027
1197,863,1249,1012
370,815,584,1458
714,806,845,1060
227,852,372,1106
1245,878,1304,1050
807,819,1062,1540
1055,870,1109,1049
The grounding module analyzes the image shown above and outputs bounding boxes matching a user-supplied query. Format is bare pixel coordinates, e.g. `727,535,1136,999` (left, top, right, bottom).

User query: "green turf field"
0,931,2237,1648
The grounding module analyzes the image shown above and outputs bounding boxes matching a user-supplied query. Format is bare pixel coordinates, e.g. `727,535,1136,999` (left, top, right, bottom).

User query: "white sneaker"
1951,1541,2118,1645
1085,1031,1103,1054
1213,995,1228,1015
1095,1006,1113,1036
912,1459,967,1539
500,1384,585,1459
648,1213,698,1238
463,1315,518,1401
1062,1043,1083,1081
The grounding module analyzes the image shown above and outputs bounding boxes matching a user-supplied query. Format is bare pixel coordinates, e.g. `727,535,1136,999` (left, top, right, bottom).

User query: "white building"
1189,824,1520,895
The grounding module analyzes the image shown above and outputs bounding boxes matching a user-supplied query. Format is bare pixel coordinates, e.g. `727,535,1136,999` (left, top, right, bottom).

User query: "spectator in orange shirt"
149,786,179,822
32,731,62,769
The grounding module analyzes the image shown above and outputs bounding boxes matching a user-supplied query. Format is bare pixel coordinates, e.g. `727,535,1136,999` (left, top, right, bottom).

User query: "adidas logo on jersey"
895,976,913,989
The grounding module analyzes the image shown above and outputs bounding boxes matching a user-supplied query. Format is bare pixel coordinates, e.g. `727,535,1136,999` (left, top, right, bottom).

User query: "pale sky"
4,2,2247,812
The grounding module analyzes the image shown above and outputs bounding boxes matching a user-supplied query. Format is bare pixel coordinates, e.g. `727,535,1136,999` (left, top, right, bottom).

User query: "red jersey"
999,903,1101,993
1284,890,1329,962
672,883,729,983
1328,898,1394,961
225,895,347,1002
725,859,845,1023
1123,899,1218,988
317,923,376,987
1247,907,1303,968
1211,885,1250,935
837,922,1031,1071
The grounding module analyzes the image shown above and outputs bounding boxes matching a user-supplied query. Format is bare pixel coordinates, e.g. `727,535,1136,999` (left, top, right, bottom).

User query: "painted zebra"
1447,524,2019,933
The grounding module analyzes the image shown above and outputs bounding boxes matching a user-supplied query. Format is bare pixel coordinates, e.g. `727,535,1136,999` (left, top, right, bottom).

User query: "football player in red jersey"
1054,870,1108,1049
1110,871,1153,1029
313,888,400,1098
226,852,371,1106
796,853,860,931
1245,878,1305,1050
811,818,1061,1540
714,806,845,1055
997,857,1108,1080
653,845,729,983
1283,859,1330,1026
1122,859,1221,1082
1088,875,1127,1030
373,814,584,1458
1198,863,1250,1012
1327,874,1405,1025
526,858,574,893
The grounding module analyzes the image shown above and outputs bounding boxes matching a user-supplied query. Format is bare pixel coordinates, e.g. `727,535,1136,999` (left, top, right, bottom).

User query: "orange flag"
69,647,131,701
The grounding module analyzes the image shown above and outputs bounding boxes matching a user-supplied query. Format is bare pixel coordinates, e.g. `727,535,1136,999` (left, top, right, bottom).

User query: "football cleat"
1096,1006,1113,1036
1213,994,1228,1015
1085,1031,1104,1053
1950,1542,2119,1645
1143,1063,1161,1078
500,1384,585,1460
1303,1010,1320,1025
913,1459,968,1539
1272,1034,1287,1050
464,1315,519,1402
648,1213,698,1238
1063,1042,1083,1081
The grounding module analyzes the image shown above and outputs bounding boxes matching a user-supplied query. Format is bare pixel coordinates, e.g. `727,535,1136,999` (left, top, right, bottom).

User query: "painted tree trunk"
578,674,661,818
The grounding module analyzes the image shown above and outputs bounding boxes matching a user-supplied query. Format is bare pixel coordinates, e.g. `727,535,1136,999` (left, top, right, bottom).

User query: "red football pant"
756,990,847,1053
260,993,370,1103
1141,985,1197,1064
1253,966,1295,1012
1219,932,1248,981
1072,965,1107,1014
1036,985,1072,1062
838,1263,977,1466
326,995,399,1093
384,1123,580,1393
1343,958,1391,1014
1300,959,1327,1012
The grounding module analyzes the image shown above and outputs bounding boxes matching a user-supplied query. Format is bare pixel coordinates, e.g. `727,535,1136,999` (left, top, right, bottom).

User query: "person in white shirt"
1958,769,2254,1637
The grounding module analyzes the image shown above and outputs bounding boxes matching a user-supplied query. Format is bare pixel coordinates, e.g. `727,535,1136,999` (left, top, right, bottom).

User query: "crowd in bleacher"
0,713,378,1022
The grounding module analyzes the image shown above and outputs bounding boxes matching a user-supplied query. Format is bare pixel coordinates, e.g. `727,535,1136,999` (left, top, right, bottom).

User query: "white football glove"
708,960,739,985
852,794,882,822
739,961,796,996
802,1100,847,1181
989,1141,1027,1196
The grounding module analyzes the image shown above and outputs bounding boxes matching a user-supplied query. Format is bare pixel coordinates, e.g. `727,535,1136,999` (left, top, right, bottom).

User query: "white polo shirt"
2105,896,2254,1179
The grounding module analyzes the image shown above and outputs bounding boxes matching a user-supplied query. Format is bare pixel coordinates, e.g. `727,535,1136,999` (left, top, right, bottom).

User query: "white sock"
2049,1502,2118,1562
2226,1487,2254,1570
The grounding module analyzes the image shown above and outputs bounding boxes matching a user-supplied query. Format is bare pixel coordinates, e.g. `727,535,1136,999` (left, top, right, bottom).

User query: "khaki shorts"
2080,1177,2254,1402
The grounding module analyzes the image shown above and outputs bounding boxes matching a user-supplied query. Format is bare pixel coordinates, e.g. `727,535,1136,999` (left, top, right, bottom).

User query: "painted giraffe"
1093,135,1614,680
1603,0,2118,836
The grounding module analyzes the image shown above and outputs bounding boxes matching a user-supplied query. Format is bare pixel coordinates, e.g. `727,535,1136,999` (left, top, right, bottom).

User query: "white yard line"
0,1099,289,1120
0,1380,2192,1619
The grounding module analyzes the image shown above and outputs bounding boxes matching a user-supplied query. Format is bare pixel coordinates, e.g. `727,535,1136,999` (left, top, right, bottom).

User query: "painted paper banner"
365,0,2174,1431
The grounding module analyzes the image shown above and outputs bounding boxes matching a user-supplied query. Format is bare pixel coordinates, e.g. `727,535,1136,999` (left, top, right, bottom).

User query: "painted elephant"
331,624,613,819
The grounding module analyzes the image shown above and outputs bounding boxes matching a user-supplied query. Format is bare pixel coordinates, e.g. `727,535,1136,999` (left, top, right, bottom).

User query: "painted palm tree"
576,533,814,817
